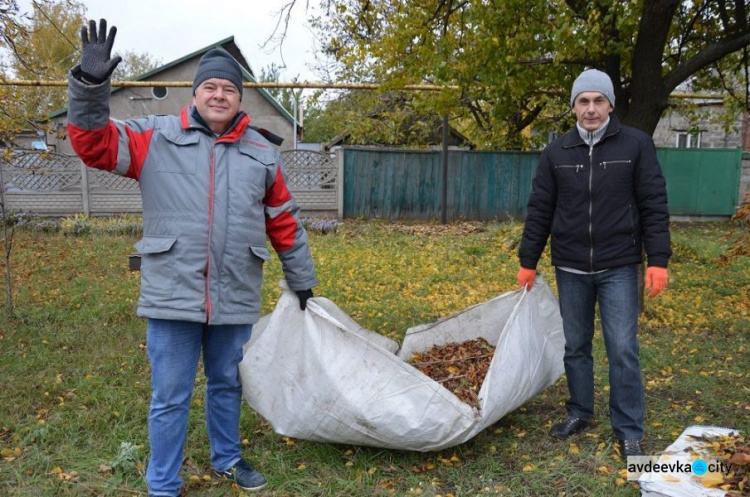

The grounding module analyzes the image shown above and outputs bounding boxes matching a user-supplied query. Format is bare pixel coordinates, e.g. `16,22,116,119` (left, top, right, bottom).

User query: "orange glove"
517,267,537,290
645,267,668,298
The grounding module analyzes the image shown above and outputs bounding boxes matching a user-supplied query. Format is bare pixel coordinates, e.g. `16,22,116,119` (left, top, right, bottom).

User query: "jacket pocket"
135,236,177,297
600,159,632,170
554,163,586,203
629,203,639,245
237,146,276,187
250,245,271,262
555,163,584,172
234,145,276,191
217,244,269,316
156,133,201,174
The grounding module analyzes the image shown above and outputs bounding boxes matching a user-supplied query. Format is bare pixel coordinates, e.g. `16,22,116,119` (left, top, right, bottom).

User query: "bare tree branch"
261,0,310,70
664,31,750,92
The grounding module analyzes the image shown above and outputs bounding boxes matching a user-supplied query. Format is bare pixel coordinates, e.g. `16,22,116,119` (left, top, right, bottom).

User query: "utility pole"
441,115,449,224
0,155,15,314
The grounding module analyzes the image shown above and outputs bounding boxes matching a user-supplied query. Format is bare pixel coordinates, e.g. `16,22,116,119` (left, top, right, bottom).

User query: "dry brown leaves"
410,337,495,407
720,192,750,263
691,433,750,495
385,222,487,237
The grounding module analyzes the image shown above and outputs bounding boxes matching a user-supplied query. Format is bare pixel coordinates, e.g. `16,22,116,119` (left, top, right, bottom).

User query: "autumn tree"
7,0,85,120
299,0,750,149
0,0,158,313
259,62,302,117
0,0,160,140
1,0,32,142
113,50,162,81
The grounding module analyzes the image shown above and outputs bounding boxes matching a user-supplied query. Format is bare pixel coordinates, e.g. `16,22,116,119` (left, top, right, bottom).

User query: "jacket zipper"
205,147,216,324
556,164,584,172
601,159,632,170
588,145,594,271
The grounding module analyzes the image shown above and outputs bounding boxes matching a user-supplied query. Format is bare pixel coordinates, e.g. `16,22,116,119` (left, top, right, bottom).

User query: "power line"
0,79,460,91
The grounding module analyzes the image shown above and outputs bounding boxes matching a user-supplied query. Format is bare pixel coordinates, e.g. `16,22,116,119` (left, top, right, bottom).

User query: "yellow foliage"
700,472,725,488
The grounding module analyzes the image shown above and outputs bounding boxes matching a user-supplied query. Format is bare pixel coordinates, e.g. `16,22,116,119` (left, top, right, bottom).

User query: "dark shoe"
619,439,645,457
549,417,590,438
214,458,267,492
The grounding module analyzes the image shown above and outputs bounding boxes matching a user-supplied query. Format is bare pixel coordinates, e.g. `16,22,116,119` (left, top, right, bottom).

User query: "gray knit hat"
570,69,614,107
192,49,243,100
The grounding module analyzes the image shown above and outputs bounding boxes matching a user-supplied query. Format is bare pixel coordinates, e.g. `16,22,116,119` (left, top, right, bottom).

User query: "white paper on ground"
639,425,740,497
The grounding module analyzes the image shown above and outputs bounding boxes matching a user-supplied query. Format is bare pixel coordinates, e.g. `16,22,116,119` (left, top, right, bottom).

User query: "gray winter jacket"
67,75,317,325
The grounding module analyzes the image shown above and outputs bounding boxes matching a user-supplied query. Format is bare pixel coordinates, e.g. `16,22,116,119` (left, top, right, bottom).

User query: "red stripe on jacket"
67,122,119,172
124,127,154,180
265,167,297,252
68,122,153,180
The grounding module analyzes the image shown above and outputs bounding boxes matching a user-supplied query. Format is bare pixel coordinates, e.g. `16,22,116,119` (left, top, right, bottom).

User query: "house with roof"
2,37,343,218
651,95,750,151
45,36,299,154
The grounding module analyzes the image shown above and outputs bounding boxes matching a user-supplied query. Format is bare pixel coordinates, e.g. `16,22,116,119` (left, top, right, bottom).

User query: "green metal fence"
342,146,743,220
656,148,742,216
343,147,540,220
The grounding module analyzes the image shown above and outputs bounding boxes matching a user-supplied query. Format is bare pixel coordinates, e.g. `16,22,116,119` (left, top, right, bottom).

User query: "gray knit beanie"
192,49,243,100
570,69,615,107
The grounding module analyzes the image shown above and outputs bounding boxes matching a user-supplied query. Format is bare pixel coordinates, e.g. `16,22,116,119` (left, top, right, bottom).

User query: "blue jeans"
555,265,644,440
145,319,252,497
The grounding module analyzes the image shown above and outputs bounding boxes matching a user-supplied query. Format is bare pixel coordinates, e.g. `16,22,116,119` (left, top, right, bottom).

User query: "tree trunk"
619,91,670,136
622,0,681,135
0,156,14,315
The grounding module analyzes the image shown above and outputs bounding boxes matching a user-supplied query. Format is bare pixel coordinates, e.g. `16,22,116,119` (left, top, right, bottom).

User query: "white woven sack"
240,276,564,451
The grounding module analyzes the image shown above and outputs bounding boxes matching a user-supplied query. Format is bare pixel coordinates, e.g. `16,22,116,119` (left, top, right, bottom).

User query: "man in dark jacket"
517,69,671,458
68,20,317,496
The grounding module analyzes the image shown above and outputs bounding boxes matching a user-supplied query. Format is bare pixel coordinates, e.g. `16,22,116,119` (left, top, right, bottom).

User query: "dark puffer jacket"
519,115,671,272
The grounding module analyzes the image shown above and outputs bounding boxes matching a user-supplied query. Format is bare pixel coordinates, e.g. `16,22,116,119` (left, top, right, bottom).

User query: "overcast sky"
17,0,322,81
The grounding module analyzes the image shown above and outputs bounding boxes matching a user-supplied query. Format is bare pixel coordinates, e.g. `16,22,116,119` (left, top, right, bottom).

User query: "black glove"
77,19,122,84
295,289,313,311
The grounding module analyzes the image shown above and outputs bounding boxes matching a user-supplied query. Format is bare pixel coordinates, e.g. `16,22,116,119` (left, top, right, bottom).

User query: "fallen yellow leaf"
701,472,724,488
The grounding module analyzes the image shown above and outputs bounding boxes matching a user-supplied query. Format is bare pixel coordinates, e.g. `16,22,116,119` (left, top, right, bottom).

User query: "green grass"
1,219,748,496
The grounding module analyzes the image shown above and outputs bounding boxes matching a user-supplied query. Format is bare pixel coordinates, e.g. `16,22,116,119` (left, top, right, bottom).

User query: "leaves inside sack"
690,433,750,493
410,337,495,407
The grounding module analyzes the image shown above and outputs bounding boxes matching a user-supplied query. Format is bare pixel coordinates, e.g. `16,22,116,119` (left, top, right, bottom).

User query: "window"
151,86,168,100
676,131,701,148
